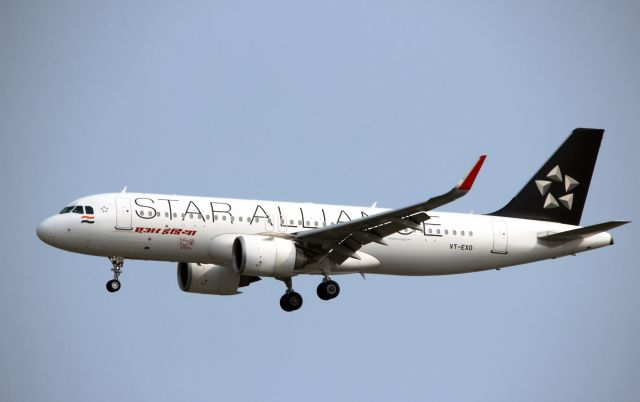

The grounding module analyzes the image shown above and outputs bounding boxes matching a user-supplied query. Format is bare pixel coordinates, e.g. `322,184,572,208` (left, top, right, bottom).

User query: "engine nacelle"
177,262,242,296
232,235,307,277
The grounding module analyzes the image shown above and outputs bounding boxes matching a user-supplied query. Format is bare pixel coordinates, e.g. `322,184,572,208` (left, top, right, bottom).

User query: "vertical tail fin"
490,128,603,225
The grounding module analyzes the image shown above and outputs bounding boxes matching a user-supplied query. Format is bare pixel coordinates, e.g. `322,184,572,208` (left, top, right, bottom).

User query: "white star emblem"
535,165,579,210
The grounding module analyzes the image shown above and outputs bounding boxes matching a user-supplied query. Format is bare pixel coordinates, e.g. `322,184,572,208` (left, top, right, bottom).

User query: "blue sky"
1,1,638,401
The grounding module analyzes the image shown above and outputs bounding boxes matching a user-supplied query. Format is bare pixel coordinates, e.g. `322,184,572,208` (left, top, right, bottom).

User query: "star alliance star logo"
535,165,579,210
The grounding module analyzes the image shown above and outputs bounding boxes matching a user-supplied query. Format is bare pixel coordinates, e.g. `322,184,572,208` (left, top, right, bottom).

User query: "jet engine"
177,262,260,296
232,235,307,277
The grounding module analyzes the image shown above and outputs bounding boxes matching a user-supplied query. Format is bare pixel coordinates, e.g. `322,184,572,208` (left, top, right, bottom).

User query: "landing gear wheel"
280,292,303,312
106,256,124,293
106,279,121,293
317,280,340,300
279,294,291,312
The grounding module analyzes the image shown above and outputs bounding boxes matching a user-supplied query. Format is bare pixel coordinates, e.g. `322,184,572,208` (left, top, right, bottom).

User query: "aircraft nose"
36,217,57,243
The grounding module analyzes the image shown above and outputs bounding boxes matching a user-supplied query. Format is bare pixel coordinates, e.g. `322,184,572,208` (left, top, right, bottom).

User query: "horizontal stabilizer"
538,220,630,241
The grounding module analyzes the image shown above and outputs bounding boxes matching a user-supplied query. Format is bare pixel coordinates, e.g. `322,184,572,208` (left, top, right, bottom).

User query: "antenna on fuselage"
370,201,377,208
121,186,127,193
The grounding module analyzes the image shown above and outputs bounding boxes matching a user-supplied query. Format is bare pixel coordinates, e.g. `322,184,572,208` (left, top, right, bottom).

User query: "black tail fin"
490,128,603,225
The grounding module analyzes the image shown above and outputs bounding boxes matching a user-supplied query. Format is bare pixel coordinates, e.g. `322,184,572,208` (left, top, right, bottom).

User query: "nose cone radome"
36,217,57,244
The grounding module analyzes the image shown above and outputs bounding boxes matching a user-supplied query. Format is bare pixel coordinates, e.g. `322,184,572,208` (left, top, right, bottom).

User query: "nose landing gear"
106,256,124,293
106,279,120,292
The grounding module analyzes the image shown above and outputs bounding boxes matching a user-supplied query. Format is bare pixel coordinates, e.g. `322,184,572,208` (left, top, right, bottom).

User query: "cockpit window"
60,206,73,214
85,206,94,214
72,206,84,214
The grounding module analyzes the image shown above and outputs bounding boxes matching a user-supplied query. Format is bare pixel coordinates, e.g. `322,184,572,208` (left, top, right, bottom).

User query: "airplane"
36,128,629,311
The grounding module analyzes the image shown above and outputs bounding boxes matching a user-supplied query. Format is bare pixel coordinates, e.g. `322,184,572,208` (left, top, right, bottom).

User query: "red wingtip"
458,155,486,190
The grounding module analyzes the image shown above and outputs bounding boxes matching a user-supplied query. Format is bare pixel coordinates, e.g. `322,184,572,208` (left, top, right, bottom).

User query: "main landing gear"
278,276,341,312
317,278,340,301
279,278,303,312
106,256,124,293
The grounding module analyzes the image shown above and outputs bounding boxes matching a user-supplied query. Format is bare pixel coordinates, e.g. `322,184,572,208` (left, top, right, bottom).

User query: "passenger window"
461,230,465,236
305,221,310,226
206,215,211,220
255,217,260,223
314,221,318,226
85,206,94,214
239,217,243,222
156,212,160,217
189,213,194,219
298,220,302,225
149,211,154,217
469,231,473,237
165,212,169,218
437,229,441,234
59,206,73,214
444,229,449,235
214,215,218,221
290,220,294,225
173,212,177,218
72,206,84,214
222,216,227,221
428,228,433,234
453,230,457,235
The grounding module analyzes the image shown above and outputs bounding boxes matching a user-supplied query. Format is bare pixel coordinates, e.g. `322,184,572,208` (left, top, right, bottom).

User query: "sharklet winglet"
457,155,487,191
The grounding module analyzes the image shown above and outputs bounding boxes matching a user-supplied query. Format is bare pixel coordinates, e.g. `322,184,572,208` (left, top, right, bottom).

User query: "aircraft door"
115,198,133,230
491,221,508,254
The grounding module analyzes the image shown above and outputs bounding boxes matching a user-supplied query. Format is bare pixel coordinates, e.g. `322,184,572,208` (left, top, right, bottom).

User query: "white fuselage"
37,193,613,276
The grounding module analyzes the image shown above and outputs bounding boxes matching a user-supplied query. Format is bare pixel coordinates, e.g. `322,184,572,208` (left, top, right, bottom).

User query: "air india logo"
535,165,579,210
178,238,195,250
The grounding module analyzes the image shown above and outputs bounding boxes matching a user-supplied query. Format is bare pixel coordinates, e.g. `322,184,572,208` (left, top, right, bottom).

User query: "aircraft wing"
293,155,486,264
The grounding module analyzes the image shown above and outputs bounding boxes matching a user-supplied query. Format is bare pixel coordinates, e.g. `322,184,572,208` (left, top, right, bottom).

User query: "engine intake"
232,235,307,277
